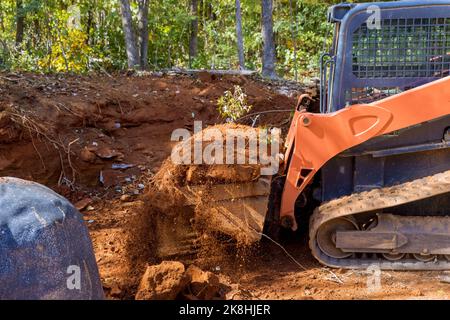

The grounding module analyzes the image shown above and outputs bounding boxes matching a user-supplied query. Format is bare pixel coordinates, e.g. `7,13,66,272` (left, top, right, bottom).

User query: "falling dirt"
0,71,448,300
147,123,277,252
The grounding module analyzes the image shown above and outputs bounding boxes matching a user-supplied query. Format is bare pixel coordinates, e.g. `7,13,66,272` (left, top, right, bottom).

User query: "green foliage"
0,0,360,78
39,29,92,72
217,85,253,122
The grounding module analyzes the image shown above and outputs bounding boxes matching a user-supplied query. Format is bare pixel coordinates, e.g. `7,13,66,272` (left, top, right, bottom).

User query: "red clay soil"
0,72,448,300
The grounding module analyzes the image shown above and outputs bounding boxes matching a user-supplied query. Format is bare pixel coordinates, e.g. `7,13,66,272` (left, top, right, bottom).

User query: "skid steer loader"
155,0,450,270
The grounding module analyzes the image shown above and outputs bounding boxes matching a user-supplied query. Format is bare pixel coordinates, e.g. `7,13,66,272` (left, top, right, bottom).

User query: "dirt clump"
135,261,226,300
149,123,279,208
184,265,224,300
135,261,188,300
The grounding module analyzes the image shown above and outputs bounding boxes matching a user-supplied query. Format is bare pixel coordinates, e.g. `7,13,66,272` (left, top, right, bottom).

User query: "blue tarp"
0,177,104,300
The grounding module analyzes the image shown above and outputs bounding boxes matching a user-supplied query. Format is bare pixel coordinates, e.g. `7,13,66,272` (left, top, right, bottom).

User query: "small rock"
80,147,96,163
74,198,92,211
93,147,124,160
411,289,424,296
109,284,122,298
439,276,450,284
99,120,120,132
112,163,135,170
137,183,145,190
120,194,132,202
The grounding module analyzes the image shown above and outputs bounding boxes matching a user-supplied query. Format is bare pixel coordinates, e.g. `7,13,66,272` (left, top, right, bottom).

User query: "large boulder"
0,177,104,300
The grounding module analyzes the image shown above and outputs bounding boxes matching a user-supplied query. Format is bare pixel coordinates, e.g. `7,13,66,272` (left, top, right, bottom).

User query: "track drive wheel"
316,217,359,259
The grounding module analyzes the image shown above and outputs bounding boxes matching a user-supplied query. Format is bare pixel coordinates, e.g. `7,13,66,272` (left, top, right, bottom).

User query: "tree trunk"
119,0,139,69
137,0,149,70
289,0,298,81
32,18,40,48
261,0,276,78
0,6,5,33
15,0,25,47
189,0,199,67
235,0,245,70
86,8,93,45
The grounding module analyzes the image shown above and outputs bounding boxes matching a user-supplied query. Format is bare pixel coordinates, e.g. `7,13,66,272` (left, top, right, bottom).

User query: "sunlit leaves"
0,0,358,78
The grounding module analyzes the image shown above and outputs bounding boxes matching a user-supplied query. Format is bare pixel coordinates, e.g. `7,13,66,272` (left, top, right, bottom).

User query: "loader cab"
321,0,450,113
317,1,450,204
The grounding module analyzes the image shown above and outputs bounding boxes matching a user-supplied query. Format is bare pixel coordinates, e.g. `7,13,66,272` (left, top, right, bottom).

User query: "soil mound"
151,123,271,205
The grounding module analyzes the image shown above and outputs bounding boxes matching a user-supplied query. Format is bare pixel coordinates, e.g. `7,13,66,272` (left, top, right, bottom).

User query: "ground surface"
0,72,448,300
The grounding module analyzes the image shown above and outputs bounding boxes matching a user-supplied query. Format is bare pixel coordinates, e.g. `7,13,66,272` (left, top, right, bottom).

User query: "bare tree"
119,0,139,69
235,0,245,70
261,0,276,78
0,6,5,33
137,0,149,69
85,6,93,45
289,0,298,81
189,0,199,67
15,0,25,46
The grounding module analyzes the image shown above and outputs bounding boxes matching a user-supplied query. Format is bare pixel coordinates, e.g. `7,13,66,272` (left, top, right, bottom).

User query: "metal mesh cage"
352,18,450,79
344,17,450,106
346,87,403,104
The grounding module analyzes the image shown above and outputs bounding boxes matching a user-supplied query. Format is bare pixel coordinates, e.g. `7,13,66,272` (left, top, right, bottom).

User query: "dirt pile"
150,123,272,205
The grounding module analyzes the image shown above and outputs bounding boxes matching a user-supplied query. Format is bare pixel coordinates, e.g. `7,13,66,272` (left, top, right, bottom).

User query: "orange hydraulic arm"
281,76,450,231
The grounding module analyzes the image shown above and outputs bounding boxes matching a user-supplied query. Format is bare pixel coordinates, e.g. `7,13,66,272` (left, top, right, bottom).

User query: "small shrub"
217,85,253,122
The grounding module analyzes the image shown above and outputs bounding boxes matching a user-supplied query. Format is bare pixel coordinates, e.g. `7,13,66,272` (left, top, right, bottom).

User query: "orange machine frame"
281,76,450,231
